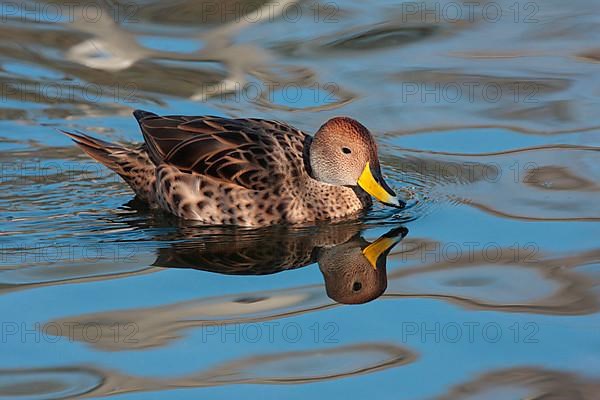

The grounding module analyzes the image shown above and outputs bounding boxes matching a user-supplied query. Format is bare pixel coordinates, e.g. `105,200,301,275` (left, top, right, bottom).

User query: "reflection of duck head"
318,227,407,304
152,221,408,304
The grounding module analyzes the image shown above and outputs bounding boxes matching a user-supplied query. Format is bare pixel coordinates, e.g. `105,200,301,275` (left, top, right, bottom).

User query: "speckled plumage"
64,110,372,226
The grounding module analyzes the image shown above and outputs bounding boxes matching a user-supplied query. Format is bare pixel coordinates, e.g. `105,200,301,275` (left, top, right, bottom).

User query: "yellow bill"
357,162,403,207
363,228,408,269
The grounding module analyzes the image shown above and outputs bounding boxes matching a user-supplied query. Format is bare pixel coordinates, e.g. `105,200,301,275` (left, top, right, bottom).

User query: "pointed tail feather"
133,109,158,122
60,130,123,171
61,129,156,201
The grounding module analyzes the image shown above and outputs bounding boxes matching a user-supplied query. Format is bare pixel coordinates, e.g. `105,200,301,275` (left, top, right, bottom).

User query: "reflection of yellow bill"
362,235,400,269
357,162,401,207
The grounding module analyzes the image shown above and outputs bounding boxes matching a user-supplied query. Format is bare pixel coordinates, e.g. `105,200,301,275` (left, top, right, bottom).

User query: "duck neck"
303,135,316,179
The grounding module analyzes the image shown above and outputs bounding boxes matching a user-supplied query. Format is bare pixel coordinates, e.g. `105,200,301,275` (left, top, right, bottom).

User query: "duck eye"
352,282,362,291
342,147,352,154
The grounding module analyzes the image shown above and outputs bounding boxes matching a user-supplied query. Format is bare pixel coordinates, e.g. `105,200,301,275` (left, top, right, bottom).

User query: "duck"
63,110,404,226
153,222,408,304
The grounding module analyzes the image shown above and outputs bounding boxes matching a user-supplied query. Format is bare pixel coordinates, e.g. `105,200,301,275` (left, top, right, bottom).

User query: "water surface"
1,0,600,398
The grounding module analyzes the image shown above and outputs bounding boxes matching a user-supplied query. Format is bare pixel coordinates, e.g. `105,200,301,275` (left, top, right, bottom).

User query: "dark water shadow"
153,220,408,305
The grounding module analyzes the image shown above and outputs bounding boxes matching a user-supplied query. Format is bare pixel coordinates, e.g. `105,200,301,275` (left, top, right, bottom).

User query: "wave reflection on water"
0,343,416,399
1,0,600,398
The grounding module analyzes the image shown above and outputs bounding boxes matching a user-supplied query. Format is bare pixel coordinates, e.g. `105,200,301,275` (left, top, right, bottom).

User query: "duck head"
309,117,405,208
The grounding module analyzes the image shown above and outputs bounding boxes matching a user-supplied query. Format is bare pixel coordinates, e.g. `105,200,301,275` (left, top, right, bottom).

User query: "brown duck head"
309,117,405,208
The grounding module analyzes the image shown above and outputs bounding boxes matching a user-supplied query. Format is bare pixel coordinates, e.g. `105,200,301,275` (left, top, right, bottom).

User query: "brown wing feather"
134,110,306,190
135,113,216,164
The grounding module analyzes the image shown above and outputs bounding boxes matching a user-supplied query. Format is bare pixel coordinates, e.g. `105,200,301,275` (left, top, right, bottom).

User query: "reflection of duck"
63,111,404,226
154,224,407,304
318,227,406,304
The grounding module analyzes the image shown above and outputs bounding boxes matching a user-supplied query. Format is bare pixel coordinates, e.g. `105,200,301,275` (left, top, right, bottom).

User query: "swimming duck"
64,110,404,226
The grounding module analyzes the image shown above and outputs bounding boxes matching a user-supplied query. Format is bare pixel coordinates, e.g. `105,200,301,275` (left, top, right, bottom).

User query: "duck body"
65,110,375,226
